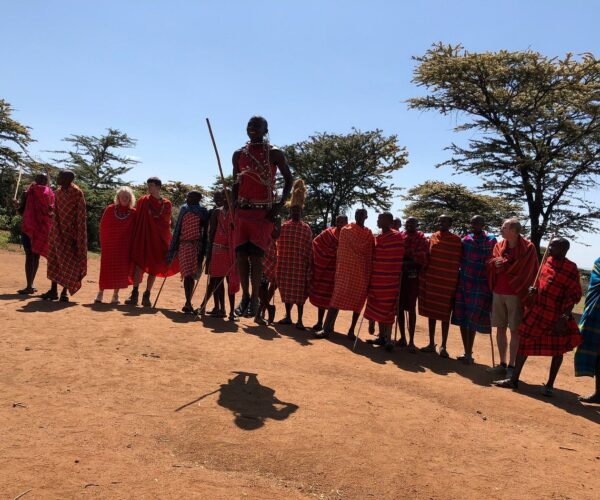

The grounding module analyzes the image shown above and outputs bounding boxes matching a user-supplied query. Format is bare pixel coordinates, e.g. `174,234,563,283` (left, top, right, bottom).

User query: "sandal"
277,317,292,325
439,347,450,359
420,344,437,353
578,393,600,404
17,287,36,295
59,294,69,303
40,290,59,301
542,384,554,397
295,322,306,331
493,378,519,389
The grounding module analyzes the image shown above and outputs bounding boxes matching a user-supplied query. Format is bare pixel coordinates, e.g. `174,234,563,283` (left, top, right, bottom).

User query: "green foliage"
409,43,600,252
8,214,22,243
283,129,408,232
0,99,34,212
402,181,522,235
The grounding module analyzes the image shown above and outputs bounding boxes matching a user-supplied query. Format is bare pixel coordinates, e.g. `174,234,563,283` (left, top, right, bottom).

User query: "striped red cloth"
418,231,462,322
179,212,202,278
209,209,240,293
47,184,87,294
276,220,312,304
98,204,136,290
21,183,55,257
398,230,429,310
309,227,341,309
365,230,405,325
519,257,583,356
486,236,538,303
130,194,179,278
330,223,375,313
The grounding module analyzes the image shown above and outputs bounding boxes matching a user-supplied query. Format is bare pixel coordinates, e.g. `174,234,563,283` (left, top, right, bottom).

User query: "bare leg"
237,252,251,309
313,308,325,330
459,325,469,356
348,312,360,336
316,308,339,337
467,329,477,358
295,304,305,330
408,308,416,348
579,358,600,403
398,309,407,342
249,254,262,316
546,355,564,389
183,276,194,311
145,275,156,292
508,328,520,367
278,303,293,324
496,327,508,365
200,277,218,314
125,267,143,305
423,318,436,349
493,352,527,389
441,321,449,350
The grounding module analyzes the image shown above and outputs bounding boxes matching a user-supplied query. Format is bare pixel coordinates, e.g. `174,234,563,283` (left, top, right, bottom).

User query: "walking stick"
13,165,23,200
152,276,168,309
353,312,366,351
206,118,234,215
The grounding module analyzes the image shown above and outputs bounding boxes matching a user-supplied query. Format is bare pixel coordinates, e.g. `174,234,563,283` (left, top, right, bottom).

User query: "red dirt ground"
1,249,599,499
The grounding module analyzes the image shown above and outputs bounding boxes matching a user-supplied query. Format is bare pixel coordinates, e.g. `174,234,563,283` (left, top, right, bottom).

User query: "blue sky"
3,0,599,267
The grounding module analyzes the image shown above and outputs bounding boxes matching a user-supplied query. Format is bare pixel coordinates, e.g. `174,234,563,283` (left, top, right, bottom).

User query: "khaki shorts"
491,293,523,331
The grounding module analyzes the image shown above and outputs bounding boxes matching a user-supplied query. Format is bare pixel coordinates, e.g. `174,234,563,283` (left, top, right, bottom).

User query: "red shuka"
309,227,341,309
47,184,88,294
130,194,179,278
329,223,375,313
364,230,405,325
418,231,462,322
486,236,538,303
99,204,136,290
22,183,55,257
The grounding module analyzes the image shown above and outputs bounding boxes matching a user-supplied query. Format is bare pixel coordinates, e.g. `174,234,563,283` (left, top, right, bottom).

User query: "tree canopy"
409,43,600,252
402,181,522,235
284,129,408,231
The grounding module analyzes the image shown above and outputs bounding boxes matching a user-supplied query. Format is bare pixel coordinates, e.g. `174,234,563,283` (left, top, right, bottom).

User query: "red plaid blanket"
276,220,312,304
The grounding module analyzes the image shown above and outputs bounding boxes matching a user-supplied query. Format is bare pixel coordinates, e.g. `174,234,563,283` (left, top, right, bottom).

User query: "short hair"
59,169,75,181
114,186,135,208
552,236,570,251
248,115,268,130
34,173,48,185
381,212,394,222
187,190,203,204
438,214,453,223
504,218,522,234
147,176,162,187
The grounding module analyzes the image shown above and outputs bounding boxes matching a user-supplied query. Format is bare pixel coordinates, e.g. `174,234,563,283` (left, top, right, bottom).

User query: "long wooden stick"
152,277,168,309
533,236,555,288
13,165,23,200
205,118,234,215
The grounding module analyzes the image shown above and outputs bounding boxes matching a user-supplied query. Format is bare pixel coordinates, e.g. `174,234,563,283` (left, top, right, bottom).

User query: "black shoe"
141,291,151,307
125,289,139,306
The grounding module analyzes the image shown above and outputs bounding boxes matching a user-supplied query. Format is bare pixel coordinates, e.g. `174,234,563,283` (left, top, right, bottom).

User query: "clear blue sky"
3,0,599,268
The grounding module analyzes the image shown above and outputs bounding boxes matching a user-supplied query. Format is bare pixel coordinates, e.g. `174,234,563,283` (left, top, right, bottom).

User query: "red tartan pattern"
418,231,461,322
401,230,429,268
276,220,312,304
263,240,277,283
365,230,405,325
98,205,136,290
179,212,201,278
47,184,88,294
330,224,375,313
398,231,429,310
309,227,340,309
209,209,234,277
518,257,583,356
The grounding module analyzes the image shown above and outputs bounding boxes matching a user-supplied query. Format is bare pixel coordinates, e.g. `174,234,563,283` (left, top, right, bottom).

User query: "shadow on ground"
175,371,298,430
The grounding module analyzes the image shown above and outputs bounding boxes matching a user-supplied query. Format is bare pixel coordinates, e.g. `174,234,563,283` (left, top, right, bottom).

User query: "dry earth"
1,249,599,499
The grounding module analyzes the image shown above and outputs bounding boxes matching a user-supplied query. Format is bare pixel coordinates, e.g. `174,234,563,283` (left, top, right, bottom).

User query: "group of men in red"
12,115,598,401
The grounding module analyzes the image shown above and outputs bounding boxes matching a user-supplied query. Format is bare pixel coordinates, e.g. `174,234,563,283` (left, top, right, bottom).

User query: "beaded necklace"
114,205,132,220
147,197,165,218
240,141,274,205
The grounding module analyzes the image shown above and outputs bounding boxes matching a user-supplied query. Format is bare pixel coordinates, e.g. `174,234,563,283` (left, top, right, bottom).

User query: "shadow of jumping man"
176,371,298,430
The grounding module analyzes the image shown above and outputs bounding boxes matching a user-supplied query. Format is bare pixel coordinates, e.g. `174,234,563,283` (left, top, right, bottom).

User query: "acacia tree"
284,129,408,231
402,181,522,235
53,129,139,249
0,99,33,208
409,44,600,253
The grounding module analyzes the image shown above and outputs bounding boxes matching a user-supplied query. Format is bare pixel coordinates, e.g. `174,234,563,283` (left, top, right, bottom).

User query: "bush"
9,215,22,243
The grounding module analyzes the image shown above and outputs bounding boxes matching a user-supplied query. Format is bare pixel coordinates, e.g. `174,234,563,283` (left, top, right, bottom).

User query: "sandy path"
1,249,599,499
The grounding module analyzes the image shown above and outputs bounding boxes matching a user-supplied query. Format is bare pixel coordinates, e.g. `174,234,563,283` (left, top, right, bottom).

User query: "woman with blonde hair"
95,186,137,304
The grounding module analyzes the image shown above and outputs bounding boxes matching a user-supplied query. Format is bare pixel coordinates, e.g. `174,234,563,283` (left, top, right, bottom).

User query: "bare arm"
231,150,241,207
271,148,292,207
